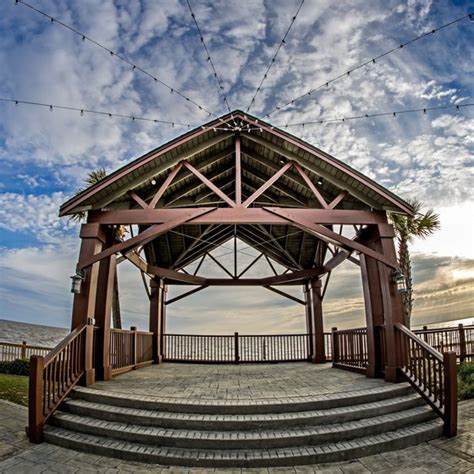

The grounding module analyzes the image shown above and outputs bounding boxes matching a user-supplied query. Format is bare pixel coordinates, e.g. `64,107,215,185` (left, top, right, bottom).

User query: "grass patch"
0,373,28,406
458,362,474,400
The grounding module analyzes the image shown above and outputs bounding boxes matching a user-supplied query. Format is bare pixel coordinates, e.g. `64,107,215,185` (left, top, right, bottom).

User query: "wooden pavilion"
28,110,457,444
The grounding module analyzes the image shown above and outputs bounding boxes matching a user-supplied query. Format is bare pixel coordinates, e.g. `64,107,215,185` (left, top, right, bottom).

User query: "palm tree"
71,168,123,329
389,200,440,328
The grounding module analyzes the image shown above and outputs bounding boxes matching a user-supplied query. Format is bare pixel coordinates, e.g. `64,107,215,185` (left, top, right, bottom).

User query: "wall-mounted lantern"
70,270,84,294
392,269,407,294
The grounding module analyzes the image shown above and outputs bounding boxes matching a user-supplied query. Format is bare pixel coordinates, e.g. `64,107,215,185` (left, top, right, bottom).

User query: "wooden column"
71,223,106,330
360,251,384,378
94,230,116,380
149,278,164,364
360,222,404,382
310,278,325,363
303,281,314,360
161,283,168,360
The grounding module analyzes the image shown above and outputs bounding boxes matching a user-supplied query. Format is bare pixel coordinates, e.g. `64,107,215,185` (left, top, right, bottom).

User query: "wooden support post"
94,231,115,381
458,323,466,363
161,284,168,360
359,222,403,382
234,332,240,364
149,278,164,364
310,278,325,363
331,327,339,365
303,281,314,359
130,326,137,368
360,253,384,378
443,351,458,437
21,341,27,359
28,355,44,443
71,223,106,330
82,323,95,386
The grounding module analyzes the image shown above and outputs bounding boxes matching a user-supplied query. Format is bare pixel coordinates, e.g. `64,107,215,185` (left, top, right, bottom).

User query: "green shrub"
0,358,30,376
458,362,474,400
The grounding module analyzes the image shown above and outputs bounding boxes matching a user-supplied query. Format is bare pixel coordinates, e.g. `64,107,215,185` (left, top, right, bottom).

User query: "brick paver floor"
0,363,473,473
88,363,387,401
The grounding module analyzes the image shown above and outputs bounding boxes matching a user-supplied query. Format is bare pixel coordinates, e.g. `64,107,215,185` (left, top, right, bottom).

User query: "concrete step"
50,405,437,450
72,384,414,414
44,419,444,468
62,392,424,431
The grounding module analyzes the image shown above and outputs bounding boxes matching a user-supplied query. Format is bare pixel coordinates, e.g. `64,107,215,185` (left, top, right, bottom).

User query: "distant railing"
396,323,457,437
28,323,94,443
413,324,473,363
110,327,153,375
0,341,53,362
331,327,368,373
164,333,312,363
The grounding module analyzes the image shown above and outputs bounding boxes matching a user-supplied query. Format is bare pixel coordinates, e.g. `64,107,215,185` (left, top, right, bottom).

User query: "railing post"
131,326,137,368
443,351,458,437
458,324,466,363
234,332,239,364
83,323,95,386
422,326,428,343
28,355,44,443
21,341,27,359
331,327,339,365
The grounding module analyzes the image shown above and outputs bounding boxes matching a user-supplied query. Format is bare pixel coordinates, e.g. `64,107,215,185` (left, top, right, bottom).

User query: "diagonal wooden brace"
264,207,398,269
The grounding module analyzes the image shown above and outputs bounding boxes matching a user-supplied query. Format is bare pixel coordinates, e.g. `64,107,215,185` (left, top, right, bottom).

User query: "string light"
186,0,232,114
275,103,474,127
246,0,305,113
15,0,216,119
0,97,242,131
264,13,472,117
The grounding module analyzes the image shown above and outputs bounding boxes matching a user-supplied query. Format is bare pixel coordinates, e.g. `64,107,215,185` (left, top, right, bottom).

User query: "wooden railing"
164,333,312,363
28,323,94,443
110,328,154,375
331,327,368,373
413,324,473,363
396,323,457,437
0,341,53,362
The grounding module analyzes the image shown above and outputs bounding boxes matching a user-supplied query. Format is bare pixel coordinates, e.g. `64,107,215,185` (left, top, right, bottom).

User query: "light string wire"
1,97,472,131
274,102,474,128
14,0,217,119
246,0,305,113
264,13,473,118
0,97,236,130
186,0,232,114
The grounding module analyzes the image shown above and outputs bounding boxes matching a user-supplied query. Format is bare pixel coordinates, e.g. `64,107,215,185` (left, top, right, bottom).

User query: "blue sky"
0,0,472,332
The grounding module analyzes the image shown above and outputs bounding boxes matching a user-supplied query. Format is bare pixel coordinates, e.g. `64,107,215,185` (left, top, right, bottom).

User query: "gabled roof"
60,110,411,216
60,110,411,271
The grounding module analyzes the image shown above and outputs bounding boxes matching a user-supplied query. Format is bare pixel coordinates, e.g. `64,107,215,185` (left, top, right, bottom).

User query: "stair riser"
44,425,444,468
62,397,424,431
71,386,413,414
50,410,436,450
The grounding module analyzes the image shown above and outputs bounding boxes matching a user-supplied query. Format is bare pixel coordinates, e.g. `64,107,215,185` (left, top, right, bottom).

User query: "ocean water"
0,319,68,348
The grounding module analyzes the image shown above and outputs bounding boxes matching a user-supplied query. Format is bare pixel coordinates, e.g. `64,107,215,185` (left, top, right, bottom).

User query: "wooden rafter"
148,162,183,209
182,161,236,207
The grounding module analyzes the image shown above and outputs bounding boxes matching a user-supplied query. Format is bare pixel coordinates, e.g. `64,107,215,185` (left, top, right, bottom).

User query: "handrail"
331,327,368,373
110,328,153,375
28,323,95,443
395,322,457,437
0,341,53,361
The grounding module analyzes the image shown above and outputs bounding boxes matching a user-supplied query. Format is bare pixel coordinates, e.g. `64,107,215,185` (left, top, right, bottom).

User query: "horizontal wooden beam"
88,207,387,226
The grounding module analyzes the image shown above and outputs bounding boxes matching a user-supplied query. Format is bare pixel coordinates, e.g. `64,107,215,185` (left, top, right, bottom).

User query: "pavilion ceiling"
60,110,411,272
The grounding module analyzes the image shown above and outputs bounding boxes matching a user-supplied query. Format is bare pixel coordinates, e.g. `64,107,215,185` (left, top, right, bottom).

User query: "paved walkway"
89,363,386,401
0,364,473,473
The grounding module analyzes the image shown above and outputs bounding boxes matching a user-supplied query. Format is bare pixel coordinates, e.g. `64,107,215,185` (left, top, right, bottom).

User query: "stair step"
72,384,413,414
44,419,444,468
62,393,424,430
50,405,436,449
